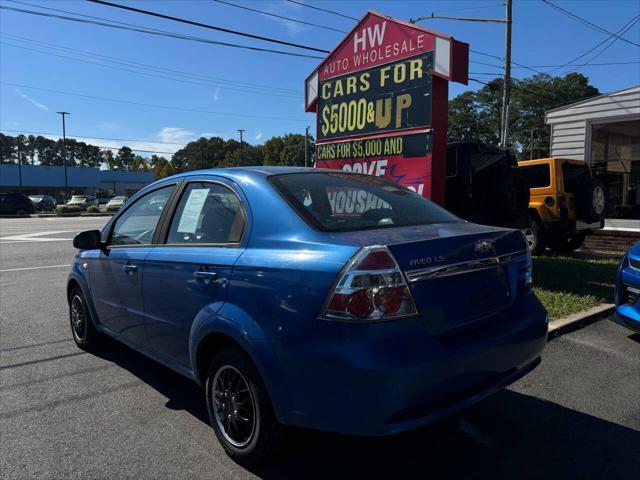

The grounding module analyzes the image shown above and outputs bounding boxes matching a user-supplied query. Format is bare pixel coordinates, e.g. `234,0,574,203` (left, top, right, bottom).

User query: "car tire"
576,178,607,222
549,232,586,254
523,216,545,255
205,348,282,465
15,209,27,215
68,287,103,350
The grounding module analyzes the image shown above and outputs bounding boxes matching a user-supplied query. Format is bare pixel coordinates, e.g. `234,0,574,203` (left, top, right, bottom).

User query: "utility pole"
17,142,23,192
237,129,245,165
500,0,512,147
304,126,309,167
57,111,70,201
410,4,512,146
530,129,534,159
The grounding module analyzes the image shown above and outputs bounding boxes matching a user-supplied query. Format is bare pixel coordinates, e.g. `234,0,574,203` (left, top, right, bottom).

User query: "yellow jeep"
517,157,607,254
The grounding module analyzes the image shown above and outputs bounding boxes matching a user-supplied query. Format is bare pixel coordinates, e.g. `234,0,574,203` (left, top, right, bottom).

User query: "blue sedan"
67,167,547,463
611,241,640,333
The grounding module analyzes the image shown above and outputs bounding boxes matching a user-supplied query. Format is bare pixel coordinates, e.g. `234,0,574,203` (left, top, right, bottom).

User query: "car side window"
110,185,174,246
166,182,244,244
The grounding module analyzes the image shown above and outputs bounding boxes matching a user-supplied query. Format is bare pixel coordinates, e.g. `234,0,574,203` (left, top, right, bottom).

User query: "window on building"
591,119,640,219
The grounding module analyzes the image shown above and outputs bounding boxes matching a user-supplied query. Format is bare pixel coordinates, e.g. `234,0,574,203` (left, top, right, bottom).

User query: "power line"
433,3,506,14
514,60,640,68
560,16,640,76
548,14,640,74
285,0,358,22
0,5,323,59
542,0,640,48
2,82,308,123
1,39,300,99
86,0,330,53
1,32,299,95
211,0,347,34
0,129,188,146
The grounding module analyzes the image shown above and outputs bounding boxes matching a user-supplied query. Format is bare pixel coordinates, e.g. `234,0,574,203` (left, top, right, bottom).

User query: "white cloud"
156,127,195,144
14,88,48,111
213,87,221,102
254,131,263,141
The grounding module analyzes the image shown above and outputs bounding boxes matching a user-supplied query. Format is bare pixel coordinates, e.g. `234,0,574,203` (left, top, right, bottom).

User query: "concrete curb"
548,303,615,339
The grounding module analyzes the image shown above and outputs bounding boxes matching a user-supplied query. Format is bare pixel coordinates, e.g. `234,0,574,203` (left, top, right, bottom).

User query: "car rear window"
270,172,459,232
520,164,551,188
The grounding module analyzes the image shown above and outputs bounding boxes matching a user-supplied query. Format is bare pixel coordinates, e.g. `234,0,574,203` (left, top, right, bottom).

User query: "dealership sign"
306,11,468,204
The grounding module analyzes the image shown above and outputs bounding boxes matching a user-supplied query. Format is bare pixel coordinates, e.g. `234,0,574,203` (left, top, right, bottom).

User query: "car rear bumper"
543,218,604,235
271,294,548,436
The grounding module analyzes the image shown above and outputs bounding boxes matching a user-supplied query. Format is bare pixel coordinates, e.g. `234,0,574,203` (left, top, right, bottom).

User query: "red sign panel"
315,132,433,197
319,15,436,81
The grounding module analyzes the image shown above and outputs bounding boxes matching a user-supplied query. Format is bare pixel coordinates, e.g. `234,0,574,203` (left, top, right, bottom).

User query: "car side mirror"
73,230,103,250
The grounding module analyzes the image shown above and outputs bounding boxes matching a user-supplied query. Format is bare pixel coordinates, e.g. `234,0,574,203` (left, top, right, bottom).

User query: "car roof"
169,166,336,181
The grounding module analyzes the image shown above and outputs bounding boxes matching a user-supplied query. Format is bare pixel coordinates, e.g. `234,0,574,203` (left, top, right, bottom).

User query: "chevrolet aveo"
68,167,547,463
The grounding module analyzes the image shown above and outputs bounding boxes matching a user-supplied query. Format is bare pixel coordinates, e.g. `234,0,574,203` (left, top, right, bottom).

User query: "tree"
150,155,175,179
448,72,599,158
102,152,117,170
115,146,136,171
262,133,313,166
263,136,284,166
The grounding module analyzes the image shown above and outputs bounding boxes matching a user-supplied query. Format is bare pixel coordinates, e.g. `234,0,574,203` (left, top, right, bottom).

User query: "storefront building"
546,85,640,221
0,164,155,200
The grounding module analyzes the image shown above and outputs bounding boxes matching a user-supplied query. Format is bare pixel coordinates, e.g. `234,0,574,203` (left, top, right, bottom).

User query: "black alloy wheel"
68,287,103,350
205,348,282,464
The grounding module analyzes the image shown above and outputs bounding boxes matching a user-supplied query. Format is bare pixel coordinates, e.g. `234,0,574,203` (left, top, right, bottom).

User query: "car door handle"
194,271,218,284
123,264,138,274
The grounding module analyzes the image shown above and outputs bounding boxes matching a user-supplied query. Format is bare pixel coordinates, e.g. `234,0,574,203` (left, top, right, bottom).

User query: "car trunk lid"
330,222,529,334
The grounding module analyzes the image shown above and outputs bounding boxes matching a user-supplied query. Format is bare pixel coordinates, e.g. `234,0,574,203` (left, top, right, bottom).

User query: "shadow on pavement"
92,339,209,424
93,340,640,480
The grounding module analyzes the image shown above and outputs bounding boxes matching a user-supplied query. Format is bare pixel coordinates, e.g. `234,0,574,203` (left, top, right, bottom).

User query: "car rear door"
142,177,248,369
88,183,177,347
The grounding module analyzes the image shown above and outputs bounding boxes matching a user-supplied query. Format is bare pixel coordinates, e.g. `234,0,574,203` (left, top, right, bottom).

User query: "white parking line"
0,264,71,273
0,231,77,243
0,239,73,245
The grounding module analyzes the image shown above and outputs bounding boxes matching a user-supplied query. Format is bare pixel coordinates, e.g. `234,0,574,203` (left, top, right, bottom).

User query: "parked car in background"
105,195,128,211
67,195,99,211
68,167,547,464
611,241,640,333
518,158,608,254
28,194,57,212
445,142,530,230
0,192,35,215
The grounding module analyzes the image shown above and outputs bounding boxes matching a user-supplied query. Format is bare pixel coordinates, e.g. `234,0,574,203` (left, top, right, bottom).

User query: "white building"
545,85,640,221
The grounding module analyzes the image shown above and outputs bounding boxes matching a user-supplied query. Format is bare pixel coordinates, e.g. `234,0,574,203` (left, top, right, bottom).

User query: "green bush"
56,204,83,214
86,205,100,213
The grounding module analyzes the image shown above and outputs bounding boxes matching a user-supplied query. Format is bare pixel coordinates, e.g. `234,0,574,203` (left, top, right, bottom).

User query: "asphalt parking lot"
1,217,639,480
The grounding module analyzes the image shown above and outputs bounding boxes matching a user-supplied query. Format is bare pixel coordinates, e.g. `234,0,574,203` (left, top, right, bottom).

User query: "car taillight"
321,246,418,321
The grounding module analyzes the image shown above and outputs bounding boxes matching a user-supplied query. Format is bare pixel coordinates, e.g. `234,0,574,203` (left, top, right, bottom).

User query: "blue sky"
1,0,639,157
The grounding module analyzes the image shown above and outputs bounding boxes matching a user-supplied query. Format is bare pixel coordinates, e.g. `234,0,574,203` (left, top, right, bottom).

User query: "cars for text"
611,241,640,333
0,192,35,215
67,167,548,464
